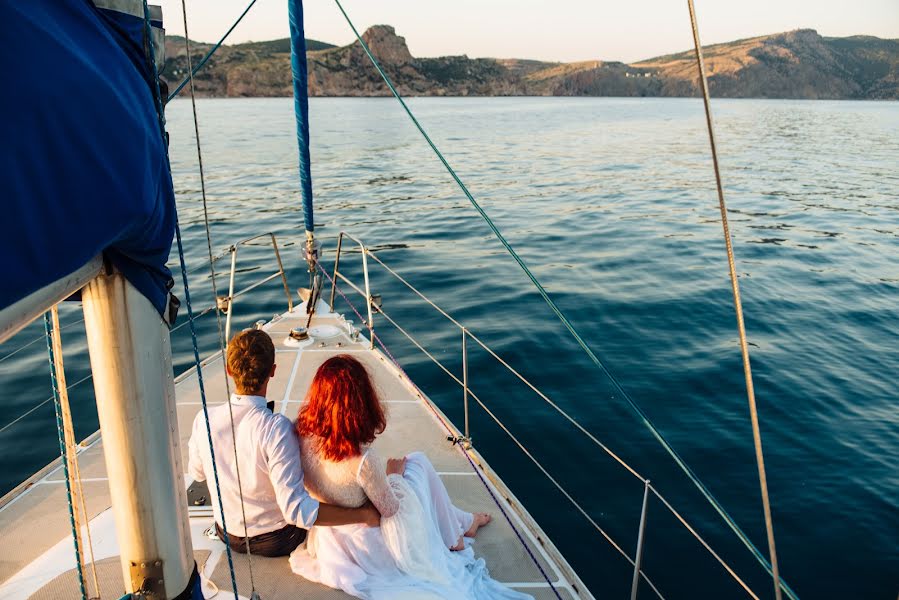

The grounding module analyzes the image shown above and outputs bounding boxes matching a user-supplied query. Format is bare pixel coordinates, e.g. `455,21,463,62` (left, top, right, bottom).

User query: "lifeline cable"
167,0,260,102
44,311,88,600
320,262,566,600
331,2,796,595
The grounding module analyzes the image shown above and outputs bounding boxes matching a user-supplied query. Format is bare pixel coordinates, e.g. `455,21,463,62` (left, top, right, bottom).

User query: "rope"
0,302,226,437
331,1,794,594
174,225,241,597
331,266,673,598
48,307,101,599
177,0,256,595
687,3,785,600
44,311,88,600
167,0,260,103
455,400,664,599
649,485,759,600
319,263,567,600
459,445,571,600
143,0,786,595
358,254,762,598
142,1,246,595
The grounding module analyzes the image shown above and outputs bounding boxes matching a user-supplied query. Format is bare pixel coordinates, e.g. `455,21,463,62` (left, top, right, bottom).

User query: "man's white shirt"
188,394,320,537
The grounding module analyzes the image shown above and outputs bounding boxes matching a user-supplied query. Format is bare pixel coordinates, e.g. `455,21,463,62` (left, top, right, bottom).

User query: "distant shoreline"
162,26,899,101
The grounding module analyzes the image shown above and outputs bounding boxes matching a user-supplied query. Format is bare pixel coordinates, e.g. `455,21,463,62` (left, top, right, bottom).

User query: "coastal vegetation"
162,25,899,99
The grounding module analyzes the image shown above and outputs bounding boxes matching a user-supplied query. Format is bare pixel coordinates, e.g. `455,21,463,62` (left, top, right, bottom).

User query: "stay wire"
178,1,259,594
0,374,92,436
142,1,243,595
48,306,101,599
687,2,784,599
324,259,761,599
152,0,787,594
44,311,88,600
318,263,565,600
167,0,260,102
365,254,759,598
0,317,85,364
331,1,796,596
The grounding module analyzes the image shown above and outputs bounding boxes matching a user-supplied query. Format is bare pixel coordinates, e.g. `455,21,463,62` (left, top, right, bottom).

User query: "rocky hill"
160,26,899,99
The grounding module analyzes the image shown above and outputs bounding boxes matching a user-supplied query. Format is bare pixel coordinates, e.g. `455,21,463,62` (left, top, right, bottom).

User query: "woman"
289,355,530,600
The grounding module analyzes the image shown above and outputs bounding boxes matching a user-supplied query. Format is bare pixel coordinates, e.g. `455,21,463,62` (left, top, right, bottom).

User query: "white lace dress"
289,437,531,600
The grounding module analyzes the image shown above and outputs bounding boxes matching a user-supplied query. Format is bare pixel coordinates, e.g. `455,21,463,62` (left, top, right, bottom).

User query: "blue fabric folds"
0,0,175,317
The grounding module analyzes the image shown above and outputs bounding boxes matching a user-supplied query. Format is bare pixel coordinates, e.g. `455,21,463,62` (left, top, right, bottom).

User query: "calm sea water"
1,97,897,599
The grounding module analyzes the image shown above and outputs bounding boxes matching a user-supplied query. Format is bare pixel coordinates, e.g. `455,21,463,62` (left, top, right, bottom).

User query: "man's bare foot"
450,536,465,551
464,512,492,538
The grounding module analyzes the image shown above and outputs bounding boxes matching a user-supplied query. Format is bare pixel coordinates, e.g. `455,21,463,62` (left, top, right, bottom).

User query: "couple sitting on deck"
188,329,530,599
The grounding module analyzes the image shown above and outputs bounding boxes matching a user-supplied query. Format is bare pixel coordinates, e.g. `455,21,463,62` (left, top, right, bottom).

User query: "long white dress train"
290,447,531,600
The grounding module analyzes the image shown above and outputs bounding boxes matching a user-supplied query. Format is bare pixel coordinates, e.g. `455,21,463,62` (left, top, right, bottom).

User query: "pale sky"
158,0,899,64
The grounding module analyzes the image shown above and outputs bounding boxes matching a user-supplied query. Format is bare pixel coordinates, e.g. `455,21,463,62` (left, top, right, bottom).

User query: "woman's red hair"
296,355,386,461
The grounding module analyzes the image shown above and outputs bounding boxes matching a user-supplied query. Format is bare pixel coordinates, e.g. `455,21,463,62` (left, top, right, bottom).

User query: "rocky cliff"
160,26,899,99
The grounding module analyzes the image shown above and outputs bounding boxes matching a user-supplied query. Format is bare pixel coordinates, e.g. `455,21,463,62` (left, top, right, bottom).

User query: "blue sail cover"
0,0,175,317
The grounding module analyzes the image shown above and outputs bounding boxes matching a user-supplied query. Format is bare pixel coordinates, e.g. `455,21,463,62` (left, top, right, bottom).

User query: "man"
188,329,379,557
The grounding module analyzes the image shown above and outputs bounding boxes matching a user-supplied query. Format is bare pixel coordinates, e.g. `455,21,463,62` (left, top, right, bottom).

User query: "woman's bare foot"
463,512,492,538
450,536,465,551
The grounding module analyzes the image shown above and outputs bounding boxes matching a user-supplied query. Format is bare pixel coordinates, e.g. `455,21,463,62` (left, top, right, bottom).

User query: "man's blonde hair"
227,330,275,394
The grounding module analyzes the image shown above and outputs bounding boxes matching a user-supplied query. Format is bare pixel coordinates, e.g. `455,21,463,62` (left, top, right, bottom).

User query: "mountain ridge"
161,26,899,99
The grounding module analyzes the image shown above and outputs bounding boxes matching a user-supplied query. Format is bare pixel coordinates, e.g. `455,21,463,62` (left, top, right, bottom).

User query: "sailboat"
0,1,792,599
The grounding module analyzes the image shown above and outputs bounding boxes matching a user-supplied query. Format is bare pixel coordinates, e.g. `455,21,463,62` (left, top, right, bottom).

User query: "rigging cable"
177,1,260,596
47,306,101,599
43,311,88,600
687,2,783,599
142,0,245,596
0,374,92,437
318,263,568,600
324,256,759,599
0,317,85,364
148,0,789,595
330,1,797,596
167,0,260,102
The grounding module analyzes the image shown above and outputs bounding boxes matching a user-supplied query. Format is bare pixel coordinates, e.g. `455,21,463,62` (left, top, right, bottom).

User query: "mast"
2,0,202,595
288,0,320,285
81,270,196,598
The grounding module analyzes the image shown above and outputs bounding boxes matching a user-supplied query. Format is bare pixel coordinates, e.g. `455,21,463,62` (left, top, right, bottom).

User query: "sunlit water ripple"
1,97,896,599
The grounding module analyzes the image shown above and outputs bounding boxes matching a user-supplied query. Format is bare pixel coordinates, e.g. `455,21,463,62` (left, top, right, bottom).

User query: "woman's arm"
357,450,401,518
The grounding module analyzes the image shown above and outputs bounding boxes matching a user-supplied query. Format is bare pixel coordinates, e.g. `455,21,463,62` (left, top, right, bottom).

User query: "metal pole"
687,3,783,599
361,247,374,350
224,245,237,343
462,327,470,442
329,233,344,311
288,0,315,235
270,233,293,312
630,479,651,600
81,272,194,598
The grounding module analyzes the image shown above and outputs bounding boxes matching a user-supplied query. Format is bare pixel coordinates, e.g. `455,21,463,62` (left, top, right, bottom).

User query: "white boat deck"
0,304,591,599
